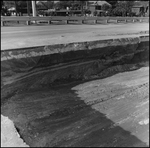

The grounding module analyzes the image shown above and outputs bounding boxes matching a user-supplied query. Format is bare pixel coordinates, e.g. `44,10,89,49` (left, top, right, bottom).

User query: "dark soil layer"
1,37,149,147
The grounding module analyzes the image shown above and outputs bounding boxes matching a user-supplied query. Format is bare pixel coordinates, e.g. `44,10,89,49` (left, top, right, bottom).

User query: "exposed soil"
1,61,149,147
1,36,149,147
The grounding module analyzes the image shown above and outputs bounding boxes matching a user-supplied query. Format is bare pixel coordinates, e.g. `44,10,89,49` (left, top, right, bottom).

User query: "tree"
1,1,15,16
101,3,112,16
47,1,55,9
93,10,97,16
101,3,111,11
1,1,4,10
16,1,34,16
125,1,135,14
3,1,15,9
38,1,54,10
84,9,91,15
54,1,72,9
112,1,135,16
2,0,31,16
112,2,126,16
1,1,8,16
17,1,27,9
106,0,118,9
54,0,87,15
14,1,25,16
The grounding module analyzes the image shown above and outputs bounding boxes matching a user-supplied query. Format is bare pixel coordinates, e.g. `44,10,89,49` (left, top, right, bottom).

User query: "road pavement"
1,23,149,50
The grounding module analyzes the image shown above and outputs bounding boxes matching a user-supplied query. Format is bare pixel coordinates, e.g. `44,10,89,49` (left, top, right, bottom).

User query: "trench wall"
1,36,149,104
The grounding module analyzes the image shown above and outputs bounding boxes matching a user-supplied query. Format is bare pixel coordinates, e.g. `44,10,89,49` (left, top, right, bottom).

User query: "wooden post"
80,20,84,24
125,19,127,23
26,21,30,25
1,21,4,26
106,19,108,24
140,19,142,23
65,20,69,24
48,20,51,24
133,19,135,22
116,19,118,23
94,20,97,24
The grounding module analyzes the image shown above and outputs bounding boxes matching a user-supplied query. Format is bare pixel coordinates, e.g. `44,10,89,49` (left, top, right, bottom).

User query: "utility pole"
14,1,19,23
81,1,84,16
14,1,18,16
86,1,88,9
31,1,36,17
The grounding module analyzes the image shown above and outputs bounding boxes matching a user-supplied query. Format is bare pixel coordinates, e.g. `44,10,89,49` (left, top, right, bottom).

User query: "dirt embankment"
1,35,149,147
1,36,149,91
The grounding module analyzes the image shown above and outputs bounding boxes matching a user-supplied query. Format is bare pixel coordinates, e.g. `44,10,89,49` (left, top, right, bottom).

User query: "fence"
1,16,149,26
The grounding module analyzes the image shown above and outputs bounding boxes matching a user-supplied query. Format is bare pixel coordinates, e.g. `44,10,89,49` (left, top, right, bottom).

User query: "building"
145,4,149,16
132,5,144,16
88,1,111,16
132,1,149,16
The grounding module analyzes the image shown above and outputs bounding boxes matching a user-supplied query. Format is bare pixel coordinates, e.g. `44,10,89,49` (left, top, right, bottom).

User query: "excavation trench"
1,36,149,147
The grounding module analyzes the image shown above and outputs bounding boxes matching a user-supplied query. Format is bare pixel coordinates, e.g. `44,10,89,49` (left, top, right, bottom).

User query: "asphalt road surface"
1,23,149,50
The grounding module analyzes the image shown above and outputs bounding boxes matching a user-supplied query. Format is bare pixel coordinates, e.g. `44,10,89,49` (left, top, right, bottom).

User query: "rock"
1,115,29,147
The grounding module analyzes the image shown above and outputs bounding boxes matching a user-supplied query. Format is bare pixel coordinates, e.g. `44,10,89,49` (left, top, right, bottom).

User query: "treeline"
1,0,149,16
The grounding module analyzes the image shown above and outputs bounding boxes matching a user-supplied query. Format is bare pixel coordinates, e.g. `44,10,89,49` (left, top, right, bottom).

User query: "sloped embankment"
1,36,149,102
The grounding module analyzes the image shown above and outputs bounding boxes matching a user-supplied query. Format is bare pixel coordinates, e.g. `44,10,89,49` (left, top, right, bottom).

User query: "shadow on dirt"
1,78,148,147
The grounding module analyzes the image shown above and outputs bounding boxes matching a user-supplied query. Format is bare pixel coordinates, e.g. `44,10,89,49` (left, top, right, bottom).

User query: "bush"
93,10,97,16
84,9,91,15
